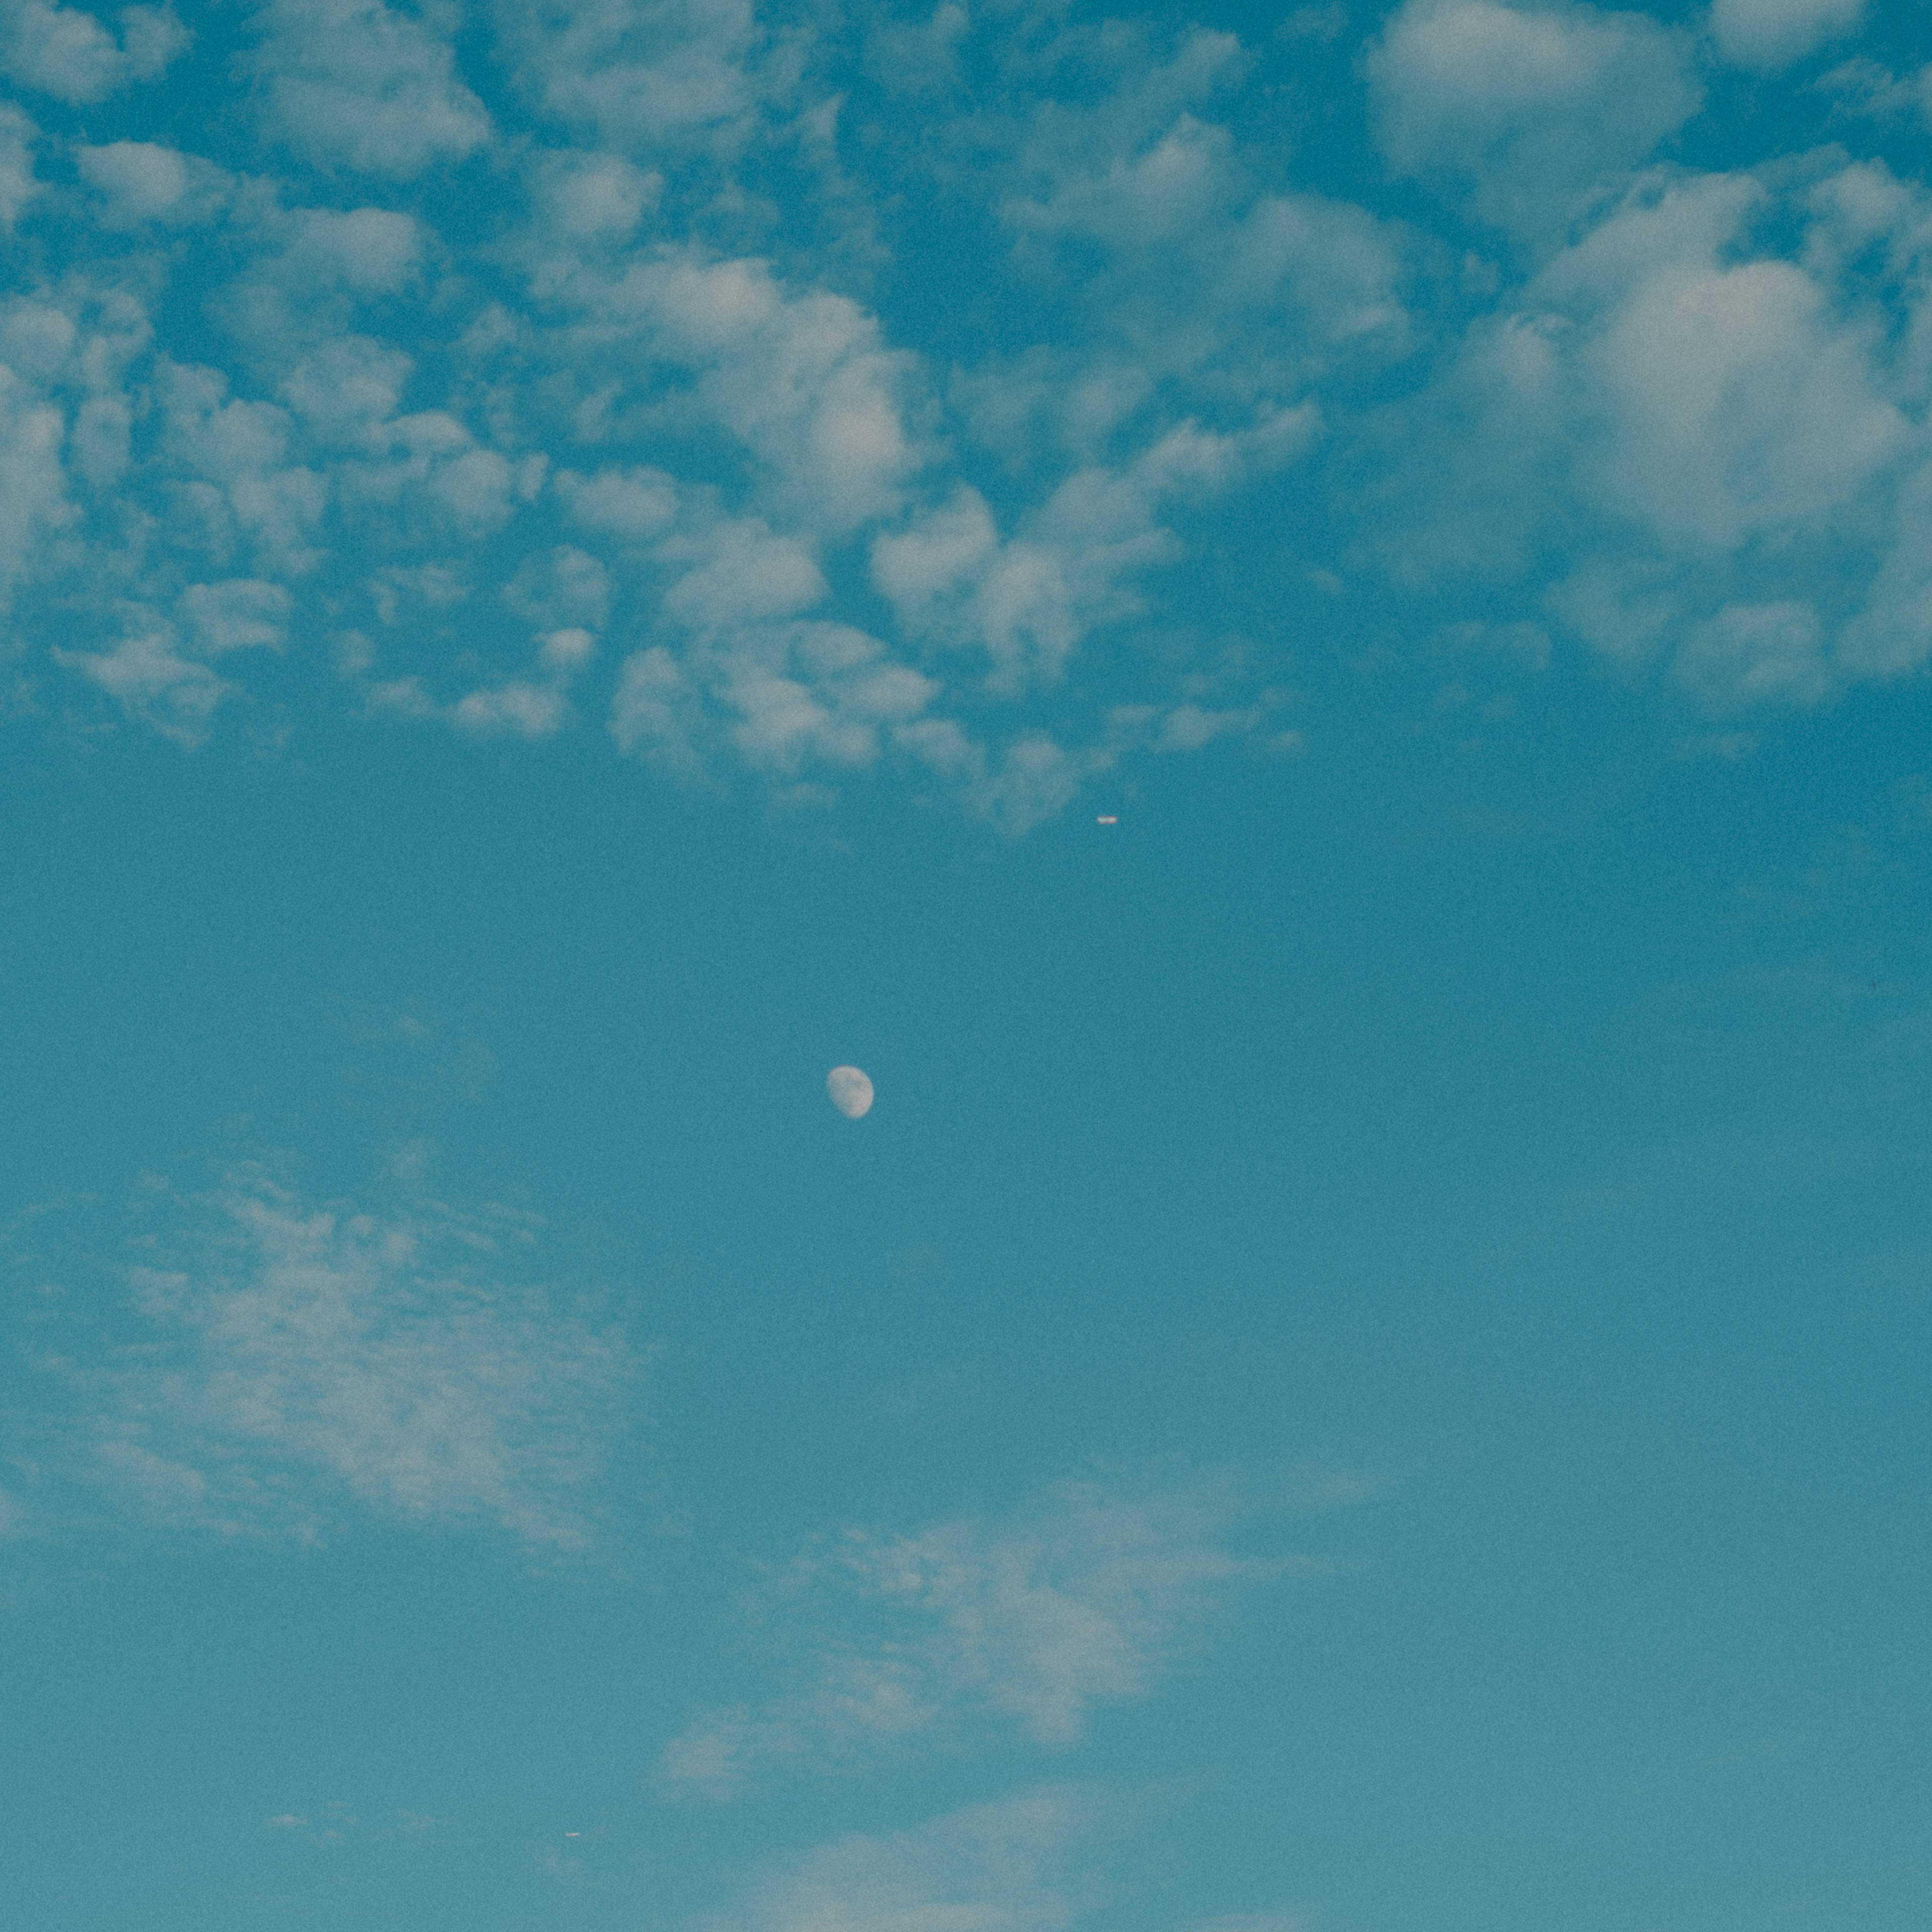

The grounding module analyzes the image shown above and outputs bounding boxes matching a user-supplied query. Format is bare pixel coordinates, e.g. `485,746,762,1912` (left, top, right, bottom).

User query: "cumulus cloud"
1711,0,1863,73
494,0,767,147
245,0,492,177
0,0,187,104
0,102,38,226
561,251,927,537
3,0,1929,814
1544,176,1905,551
0,361,68,616
76,139,228,224
1366,0,1701,238
1377,157,1926,710
661,1471,1348,1797
1674,598,1830,707
71,1174,635,1548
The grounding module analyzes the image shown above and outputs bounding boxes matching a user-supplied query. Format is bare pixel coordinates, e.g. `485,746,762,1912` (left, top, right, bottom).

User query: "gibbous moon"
826,1065,874,1119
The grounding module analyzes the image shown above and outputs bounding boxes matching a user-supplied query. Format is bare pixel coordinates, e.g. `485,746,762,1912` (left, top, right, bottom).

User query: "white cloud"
1812,56,1932,127
0,0,187,105
155,360,330,576
1674,599,1830,707
874,414,1314,694
503,543,610,631
556,463,679,542
0,361,69,617
532,149,661,241
280,205,422,295
703,1789,1097,1932
178,578,293,655
1840,456,1932,678
53,619,232,745
587,252,926,536
661,1472,1335,1797
495,0,767,147
1566,231,1904,552
245,0,492,177
78,1173,635,1548
450,679,569,737
1386,165,1917,689
1710,0,1863,73
76,139,228,224
0,102,38,227
58,586,287,744
1366,0,1701,237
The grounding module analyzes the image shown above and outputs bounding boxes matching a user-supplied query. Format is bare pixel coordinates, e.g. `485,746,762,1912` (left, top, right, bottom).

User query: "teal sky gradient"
3,2,1931,1928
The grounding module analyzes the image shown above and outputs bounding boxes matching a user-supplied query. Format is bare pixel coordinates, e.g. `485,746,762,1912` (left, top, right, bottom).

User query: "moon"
826,1065,874,1119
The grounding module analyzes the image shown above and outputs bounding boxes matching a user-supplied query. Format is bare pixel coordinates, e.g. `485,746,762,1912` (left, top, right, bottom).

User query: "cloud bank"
0,0,1926,823
21,1172,636,1549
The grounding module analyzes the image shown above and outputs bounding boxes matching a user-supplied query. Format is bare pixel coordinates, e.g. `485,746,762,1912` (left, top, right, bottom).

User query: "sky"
1,0,1930,1926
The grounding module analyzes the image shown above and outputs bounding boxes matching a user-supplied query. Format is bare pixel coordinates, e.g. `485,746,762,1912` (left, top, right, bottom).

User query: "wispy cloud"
46,1171,636,1550
701,1787,1100,1932
697,1785,1309,1932
662,1470,1363,1797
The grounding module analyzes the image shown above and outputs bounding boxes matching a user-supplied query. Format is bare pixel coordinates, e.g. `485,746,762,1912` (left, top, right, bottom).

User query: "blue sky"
2,0,1930,1926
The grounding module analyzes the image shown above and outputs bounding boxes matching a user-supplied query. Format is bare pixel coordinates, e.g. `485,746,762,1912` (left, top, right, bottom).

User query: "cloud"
1674,598,1830,707
1374,157,1927,705
76,139,229,225
58,582,291,751
661,1471,1351,1797
551,250,927,537
244,0,493,177
702,1789,1099,1932
3,0,1928,820
1711,0,1864,73
874,413,1313,696
1365,0,1701,237
0,358,68,616
0,0,186,104
53,620,232,745
68,1173,635,1549
0,102,37,226
493,0,768,148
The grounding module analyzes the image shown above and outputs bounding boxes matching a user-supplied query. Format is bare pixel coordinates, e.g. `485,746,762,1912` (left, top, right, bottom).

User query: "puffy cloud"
503,543,610,630
0,102,37,227
75,140,228,224
1383,166,1915,681
1551,189,1905,551
279,205,422,295
660,1472,1334,1797
1840,457,1932,678
494,0,766,148
1710,0,1863,73
155,361,330,575
555,462,679,541
1674,599,1830,707
245,0,492,177
1365,0,1701,237
0,362,68,617
53,619,230,745
76,1174,635,1548
0,0,186,105
590,252,926,536
531,149,661,240
874,413,1315,694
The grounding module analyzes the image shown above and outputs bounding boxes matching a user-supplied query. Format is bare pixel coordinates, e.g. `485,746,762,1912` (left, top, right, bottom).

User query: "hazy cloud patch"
55,1172,637,1550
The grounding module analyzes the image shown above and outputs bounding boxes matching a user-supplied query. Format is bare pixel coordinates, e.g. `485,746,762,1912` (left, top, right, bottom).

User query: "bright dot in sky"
827,1065,874,1118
